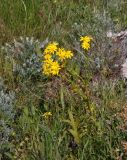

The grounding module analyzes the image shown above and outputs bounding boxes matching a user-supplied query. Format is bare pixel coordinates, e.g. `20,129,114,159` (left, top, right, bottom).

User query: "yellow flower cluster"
80,36,93,51
43,42,73,76
56,48,73,61
42,112,52,118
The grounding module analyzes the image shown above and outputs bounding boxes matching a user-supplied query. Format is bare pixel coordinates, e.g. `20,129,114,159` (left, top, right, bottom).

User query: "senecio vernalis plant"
1,35,93,78
42,42,73,76
42,36,93,76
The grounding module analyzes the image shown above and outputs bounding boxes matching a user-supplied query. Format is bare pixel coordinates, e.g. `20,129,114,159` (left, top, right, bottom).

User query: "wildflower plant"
1,0,127,159
42,42,73,76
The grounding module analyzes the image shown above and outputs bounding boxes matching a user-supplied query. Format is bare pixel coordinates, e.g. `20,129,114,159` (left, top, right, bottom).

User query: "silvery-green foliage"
1,37,48,79
94,57,102,69
0,78,15,151
122,59,127,79
0,90,15,119
0,120,13,143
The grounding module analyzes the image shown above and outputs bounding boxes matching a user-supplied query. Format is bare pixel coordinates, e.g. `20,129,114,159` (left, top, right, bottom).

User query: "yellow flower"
81,41,90,50
80,36,93,42
50,61,61,75
42,112,52,118
56,48,66,60
56,48,73,61
43,60,61,76
65,50,73,59
44,42,58,54
43,42,73,76
43,62,51,76
44,54,52,60
80,36,93,51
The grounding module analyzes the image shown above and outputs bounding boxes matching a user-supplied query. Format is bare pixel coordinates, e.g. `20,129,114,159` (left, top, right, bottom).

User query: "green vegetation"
0,0,127,159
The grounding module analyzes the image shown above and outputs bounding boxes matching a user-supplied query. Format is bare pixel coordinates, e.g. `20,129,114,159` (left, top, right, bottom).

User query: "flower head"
43,61,52,76
80,36,93,51
44,54,52,60
81,41,90,50
43,60,61,76
50,61,61,75
42,112,52,118
65,50,73,59
80,36,93,42
56,48,73,61
44,42,58,54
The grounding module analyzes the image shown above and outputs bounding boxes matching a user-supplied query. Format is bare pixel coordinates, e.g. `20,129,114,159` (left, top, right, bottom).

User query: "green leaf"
23,107,29,116
69,129,80,144
60,85,65,110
